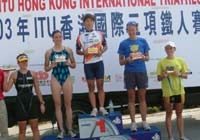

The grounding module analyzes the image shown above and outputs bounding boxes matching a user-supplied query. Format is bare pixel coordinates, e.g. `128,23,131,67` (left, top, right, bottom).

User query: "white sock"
93,108,97,111
99,107,105,110
142,121,147,124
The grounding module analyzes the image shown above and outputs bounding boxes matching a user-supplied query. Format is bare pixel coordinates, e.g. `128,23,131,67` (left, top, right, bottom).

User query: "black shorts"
84,61,104,80
124,71,148,90
15,94,39,121
170,95,182,103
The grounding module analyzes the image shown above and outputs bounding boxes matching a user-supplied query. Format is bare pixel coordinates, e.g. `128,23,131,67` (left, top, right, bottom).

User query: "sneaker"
180,136,189,140
57,131,64,139
68,130,76,138
99,107,108,116
130,122,137,132
142,121,151,131
169,137,175,140
90,108,98,117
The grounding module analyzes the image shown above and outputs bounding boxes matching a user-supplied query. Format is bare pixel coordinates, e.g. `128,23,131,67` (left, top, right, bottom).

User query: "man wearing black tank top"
4,53,45,140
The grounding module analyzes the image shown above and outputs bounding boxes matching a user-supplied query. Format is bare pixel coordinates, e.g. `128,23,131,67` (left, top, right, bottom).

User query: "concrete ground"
6,107,200,140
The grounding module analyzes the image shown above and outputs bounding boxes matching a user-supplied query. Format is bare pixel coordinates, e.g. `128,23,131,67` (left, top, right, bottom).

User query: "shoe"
68,130,76,138
99,107,108,116
130,122,137,132
142,121,151,131
57,131,64,139
169,137,175,140
180,136,189,140
90,108,98,117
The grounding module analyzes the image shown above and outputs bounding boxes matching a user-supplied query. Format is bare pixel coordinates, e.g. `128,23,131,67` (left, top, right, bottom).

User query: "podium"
78,112,123,139
123,126,161,140
42,111,161,140
78,111,161,140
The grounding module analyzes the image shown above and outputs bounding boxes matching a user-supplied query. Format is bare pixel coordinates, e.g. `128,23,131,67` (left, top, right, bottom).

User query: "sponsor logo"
112,117,121,124
152,133,160,140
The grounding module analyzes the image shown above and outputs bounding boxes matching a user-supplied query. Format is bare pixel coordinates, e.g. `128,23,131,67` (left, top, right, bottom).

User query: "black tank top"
15,70,33,95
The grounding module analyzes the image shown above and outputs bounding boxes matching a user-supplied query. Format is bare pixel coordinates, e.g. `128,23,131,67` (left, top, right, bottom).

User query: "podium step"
78,112,123,139
42,111,161,140
123,126,161,140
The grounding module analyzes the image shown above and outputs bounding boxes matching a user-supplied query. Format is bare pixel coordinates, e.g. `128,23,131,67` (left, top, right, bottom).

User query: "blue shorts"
84,61,104,80
124,71,148,90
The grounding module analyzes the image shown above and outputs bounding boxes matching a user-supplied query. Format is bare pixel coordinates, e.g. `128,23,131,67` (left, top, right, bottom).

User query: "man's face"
84,18,94,31
127,25,137,37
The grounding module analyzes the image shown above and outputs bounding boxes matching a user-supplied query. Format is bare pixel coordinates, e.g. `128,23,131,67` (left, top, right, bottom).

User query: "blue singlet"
49,48,70,86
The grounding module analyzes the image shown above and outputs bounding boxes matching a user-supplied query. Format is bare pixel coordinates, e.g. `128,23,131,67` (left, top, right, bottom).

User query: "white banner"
0,0,200,96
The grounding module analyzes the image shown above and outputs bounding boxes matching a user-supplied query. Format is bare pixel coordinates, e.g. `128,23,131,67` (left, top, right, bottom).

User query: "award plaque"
55,55,66,62
88,47,98,54
166,66,174,73
130,52,143,60
167,71,174,74
2,65,16,71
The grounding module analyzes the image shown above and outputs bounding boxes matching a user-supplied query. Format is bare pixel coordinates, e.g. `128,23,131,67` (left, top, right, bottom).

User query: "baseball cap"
165,41,176,48
126,21,138,27
17,53,28,62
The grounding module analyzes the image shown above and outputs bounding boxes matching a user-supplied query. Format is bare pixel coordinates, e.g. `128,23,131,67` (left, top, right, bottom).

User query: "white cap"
165,41,176,48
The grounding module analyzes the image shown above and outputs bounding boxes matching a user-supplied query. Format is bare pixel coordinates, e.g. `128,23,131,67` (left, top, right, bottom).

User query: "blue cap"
126,21,138,27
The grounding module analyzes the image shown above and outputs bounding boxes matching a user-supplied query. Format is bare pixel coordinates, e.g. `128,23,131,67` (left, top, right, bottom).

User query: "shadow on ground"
150,117,200,140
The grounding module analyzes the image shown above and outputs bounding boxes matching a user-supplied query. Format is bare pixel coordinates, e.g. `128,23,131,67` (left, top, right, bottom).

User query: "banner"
0,0,200,96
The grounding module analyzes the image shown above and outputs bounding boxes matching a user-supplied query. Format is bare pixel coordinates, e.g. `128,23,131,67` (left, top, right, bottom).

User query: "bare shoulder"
64,46,73,54
44,49,53,61
30,70,34,74
30,70,37,79
45,48,53,56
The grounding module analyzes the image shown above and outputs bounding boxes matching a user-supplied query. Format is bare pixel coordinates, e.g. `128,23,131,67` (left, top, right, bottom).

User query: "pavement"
6,107,200,140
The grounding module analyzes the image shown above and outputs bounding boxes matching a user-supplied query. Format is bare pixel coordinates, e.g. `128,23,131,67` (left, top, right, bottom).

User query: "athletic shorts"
84,61,104,80
15,95,39,121
124,71,148,90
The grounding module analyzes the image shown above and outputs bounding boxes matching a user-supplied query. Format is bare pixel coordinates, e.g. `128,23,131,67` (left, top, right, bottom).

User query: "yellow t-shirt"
156,57,188,97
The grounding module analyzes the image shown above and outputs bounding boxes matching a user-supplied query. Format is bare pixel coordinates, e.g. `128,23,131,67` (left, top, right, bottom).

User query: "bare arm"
76,38,85,55
44,49,57,72
32,71,45,104
179,73,188,79
173,70,188,79
157,71,169,81
32,71,45,113
66,47,76,69
142,52,150,61
76,49,85,55
3,71,16,92
97,45,108,57
119,54,129,66
44,50,51,72
101,45,108,54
